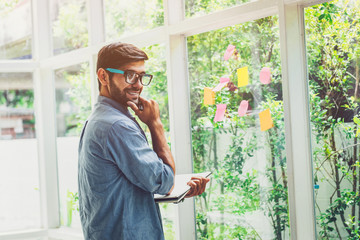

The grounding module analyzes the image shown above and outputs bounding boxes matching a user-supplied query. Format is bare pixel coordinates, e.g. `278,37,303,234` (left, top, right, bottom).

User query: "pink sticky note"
260,67,271,84
212,77,230,92
223,44,236,61
238,100,249,117
214,104,227,122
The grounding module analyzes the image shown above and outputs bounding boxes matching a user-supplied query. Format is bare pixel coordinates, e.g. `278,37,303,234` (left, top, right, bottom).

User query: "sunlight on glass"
104,0,164,41
185,0,257,18
0,72,41,232
0,0,32,59
187,15,289,239
52,0,88,55
55,63,91,228
305,0,360,238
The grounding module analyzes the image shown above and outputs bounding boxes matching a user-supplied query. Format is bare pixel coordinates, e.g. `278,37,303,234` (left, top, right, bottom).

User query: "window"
55,63,91,228
185,0,255,18
139,44,176,239
305,0,360,238
0,0,32,59
187,16,289,239
51,0,88,55
1,0,349,239
104,0,164,41
0,72,41,232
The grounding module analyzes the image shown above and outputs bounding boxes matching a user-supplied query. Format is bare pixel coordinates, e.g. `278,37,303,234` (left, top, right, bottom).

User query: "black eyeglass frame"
105,68,153,86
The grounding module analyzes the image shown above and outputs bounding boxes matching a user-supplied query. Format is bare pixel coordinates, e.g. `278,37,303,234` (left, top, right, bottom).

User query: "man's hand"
127,96,176,180
185,176,210,198
127,96,161,128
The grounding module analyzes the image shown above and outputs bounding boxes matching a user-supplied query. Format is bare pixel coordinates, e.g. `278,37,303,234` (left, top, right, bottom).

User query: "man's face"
107,60,145,106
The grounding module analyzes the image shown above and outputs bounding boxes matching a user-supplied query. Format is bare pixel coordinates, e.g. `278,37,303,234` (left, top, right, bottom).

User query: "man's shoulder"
88,106,140,135
90,103,130,124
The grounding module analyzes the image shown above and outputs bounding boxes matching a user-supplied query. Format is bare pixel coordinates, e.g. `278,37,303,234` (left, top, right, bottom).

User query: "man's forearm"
148,121,176,175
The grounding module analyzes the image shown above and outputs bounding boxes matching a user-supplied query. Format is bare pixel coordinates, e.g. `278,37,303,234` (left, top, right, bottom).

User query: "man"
78,42,209,240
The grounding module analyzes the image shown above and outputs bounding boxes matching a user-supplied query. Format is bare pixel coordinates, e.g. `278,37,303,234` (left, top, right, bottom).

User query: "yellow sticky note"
237,66,249,87
259,109,274,131
204,87,215,105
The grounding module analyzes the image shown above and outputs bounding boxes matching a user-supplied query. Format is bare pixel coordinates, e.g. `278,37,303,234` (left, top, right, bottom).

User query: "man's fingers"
186,177,210,197
127,101,139,114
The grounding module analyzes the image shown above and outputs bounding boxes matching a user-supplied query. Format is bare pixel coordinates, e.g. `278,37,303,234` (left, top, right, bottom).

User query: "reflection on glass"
187,16,289,239
51,0,88,55
55,63,91,228
0,73,41,232
185,0,255,18
0,0,32,59
104,0,164,41
305,1,360,239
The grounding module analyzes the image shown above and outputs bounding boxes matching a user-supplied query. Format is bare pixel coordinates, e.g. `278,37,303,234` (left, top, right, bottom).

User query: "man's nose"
131,77,143,88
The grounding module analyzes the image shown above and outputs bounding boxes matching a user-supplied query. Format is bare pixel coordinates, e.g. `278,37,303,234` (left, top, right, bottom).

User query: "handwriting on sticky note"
260,67,271,84
204,87,215,105
213,77,230,92
237,66,249,87
224,44,236,61
238,100,249,117
259,109,274,131
214,104,227,122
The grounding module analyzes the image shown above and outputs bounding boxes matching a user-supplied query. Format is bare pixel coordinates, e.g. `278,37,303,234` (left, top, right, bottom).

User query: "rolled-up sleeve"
106,119,174,195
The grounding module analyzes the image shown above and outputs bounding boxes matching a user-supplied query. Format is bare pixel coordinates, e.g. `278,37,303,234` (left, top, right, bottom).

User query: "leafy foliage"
187,13,289,239
306,0,360,238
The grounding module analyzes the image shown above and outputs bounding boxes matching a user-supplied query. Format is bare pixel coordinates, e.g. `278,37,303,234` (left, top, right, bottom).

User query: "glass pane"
51,0,88,55
185,0,256,18
104,0,164,41
187,16,289,239
305,1,360,239
0,0,32,59
0,73,41,232
55,63,91,228
139,44,175,239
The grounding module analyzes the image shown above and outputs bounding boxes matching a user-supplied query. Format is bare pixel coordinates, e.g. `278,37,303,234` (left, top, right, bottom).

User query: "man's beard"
108,78,140,106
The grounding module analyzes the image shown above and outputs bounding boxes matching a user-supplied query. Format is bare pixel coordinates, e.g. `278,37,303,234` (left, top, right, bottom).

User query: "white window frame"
0,0,333,239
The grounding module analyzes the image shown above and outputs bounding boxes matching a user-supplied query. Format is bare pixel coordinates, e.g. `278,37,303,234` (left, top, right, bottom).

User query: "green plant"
306,0,360,238
188,14,288,239
66,190,79,227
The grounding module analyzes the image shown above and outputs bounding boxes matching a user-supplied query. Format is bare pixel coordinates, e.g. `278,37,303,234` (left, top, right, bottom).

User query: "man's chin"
128,98,139,105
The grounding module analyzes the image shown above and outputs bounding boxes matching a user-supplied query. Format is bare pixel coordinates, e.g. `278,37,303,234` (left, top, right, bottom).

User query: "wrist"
147,119,163,130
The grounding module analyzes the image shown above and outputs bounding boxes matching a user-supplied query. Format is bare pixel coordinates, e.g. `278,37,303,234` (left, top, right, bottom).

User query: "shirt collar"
97,95,133,118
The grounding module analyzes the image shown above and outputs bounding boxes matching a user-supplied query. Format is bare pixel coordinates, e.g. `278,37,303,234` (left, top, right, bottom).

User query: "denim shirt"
78,96,174,240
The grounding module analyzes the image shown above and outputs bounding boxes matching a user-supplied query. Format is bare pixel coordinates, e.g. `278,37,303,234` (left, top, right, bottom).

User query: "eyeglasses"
105,68,153,86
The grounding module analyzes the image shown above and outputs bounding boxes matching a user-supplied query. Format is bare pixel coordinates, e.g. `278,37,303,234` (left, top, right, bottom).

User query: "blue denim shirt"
78,96,174,240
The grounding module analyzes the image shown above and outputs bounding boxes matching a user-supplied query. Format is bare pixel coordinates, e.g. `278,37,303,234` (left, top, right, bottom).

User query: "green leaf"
318,14,326,21
354,117,360,125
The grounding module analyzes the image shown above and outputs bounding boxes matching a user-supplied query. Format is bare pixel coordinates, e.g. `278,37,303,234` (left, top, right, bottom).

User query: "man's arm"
127,97,175,193
128,96,210,197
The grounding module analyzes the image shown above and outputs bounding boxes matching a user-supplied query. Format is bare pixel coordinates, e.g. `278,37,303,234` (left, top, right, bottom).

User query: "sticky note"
213,77,230,92
260,67,271,84
214,104,227,122
224,44,236,61
237,66,249,87
238,100,248,117
259,109,274,131
204,87,215,105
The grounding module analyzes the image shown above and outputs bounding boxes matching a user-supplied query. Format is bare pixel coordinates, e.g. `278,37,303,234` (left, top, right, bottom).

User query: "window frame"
0,0,332,239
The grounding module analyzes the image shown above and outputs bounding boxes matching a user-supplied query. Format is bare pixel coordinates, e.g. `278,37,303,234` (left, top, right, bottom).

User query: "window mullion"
32,0,60,229
279,1,316,239
87,0,105,107
164,0,196,240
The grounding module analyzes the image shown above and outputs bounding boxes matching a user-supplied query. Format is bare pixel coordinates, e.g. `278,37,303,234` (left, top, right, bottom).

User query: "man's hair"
96,42,148,91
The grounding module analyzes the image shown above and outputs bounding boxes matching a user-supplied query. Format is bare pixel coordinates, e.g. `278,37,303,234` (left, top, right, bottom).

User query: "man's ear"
97,68,109,86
